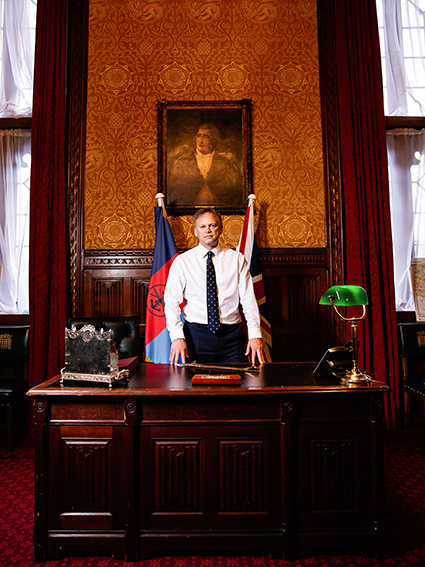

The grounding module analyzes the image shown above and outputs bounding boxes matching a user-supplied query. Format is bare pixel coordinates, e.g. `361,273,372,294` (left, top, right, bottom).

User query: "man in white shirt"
164,207,265,365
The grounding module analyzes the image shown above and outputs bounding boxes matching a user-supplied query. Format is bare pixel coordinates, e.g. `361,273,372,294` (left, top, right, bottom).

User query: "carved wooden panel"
141,423,280,535
153,440,202,513
82,266,151,321
93,278,123,316
133,279,149,326
62,439,110,513
297,421,374,530
218,439,266,513
48,424,126,531
308,438,358,511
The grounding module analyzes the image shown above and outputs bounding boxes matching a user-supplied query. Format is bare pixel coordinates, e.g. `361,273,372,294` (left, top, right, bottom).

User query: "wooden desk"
28,363,388,562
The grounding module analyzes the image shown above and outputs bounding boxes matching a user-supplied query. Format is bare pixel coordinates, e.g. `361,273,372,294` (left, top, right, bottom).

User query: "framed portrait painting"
158,99,252,215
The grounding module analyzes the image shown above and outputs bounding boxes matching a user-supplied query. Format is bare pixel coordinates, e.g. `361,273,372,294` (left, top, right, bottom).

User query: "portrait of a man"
159,102,251,213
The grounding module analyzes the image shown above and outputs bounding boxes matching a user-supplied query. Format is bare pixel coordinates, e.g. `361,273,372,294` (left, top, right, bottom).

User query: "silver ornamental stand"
60,324,129,387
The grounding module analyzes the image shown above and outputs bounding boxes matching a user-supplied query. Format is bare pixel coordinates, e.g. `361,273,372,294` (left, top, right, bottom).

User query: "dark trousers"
184,321,248,364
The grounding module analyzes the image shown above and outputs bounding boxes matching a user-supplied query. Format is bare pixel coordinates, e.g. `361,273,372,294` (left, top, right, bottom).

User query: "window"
377,0,425,312
376,0,425,313
0,0,37,314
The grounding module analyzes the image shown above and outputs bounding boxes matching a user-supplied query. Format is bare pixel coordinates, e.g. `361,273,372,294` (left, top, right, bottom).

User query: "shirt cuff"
169,328,186,342
247,326,262,340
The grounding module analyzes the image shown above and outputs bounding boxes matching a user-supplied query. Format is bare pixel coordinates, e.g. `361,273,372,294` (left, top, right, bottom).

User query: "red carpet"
0,439,425,566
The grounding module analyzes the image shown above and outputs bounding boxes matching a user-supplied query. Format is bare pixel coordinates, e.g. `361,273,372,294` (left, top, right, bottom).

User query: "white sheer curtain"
378,0,425,310
0,0,36,118
381,0,425,116
0,130,31,313
0,0,35,314
387,129,425,311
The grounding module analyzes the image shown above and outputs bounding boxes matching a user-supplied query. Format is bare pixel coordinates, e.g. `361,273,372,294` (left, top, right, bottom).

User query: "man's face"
196,128,213,155
194,212,222,250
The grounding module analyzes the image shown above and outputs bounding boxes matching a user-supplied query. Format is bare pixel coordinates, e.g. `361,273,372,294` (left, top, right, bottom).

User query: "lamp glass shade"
319,285,369,307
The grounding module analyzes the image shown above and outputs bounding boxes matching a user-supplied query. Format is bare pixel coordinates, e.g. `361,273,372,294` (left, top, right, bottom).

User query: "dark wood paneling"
263,267,330,362
133,279,150,325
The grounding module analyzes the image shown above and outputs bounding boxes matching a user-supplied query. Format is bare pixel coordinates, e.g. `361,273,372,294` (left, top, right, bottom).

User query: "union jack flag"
237,202,272,361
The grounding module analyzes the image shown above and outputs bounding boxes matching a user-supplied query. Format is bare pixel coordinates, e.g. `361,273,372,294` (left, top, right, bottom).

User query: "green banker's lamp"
319,285,372,384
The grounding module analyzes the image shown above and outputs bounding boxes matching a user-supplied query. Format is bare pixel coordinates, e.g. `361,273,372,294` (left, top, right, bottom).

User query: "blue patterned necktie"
206,251,220,333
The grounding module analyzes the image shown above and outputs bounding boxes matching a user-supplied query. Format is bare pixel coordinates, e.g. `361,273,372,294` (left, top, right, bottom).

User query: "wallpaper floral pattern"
85,0,325,250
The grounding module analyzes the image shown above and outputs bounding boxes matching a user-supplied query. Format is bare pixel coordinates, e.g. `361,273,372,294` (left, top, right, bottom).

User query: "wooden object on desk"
192,374,241,384
27,362,389,562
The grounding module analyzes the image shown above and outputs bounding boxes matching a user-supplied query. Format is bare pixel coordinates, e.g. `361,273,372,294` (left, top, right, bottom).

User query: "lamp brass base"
341,367,373,385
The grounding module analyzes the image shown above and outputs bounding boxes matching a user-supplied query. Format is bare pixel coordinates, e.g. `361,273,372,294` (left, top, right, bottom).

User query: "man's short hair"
193,207,222,229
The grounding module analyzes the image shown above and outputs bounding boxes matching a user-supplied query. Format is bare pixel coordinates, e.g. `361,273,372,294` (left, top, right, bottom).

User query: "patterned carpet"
0,437,425,567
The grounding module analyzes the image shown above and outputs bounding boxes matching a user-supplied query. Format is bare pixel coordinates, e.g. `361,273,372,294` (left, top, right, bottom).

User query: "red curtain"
29,0,68,389
334,0,399,428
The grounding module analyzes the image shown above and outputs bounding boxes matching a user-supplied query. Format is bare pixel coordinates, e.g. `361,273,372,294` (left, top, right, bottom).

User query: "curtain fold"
334,0,399,428
0,130,31,313
29,0,67,389
382,0,408,116
382,0,425,116
0,0,36,117
386,128,425,311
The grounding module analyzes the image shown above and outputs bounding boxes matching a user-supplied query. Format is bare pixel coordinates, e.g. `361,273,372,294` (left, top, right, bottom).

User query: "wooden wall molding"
83,248,327,269
318,0,345,343
84,250,154,268
259,249,327,267
67,0,89,316
318,0,344,286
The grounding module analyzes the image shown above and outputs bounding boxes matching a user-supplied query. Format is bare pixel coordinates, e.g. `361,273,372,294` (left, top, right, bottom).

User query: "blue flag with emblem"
144,206,179,363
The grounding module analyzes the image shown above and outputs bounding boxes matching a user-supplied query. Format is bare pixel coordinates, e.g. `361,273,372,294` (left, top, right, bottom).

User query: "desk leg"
33,398,49,563
281,397,296,560
124,399,138,562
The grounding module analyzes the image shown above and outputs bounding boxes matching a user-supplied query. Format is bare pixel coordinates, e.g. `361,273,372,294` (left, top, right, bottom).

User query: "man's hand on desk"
246,338,265,366
170,338,187,365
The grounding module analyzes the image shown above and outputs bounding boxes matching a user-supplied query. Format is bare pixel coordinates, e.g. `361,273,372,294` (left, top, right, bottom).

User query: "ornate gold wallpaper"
84,0,325,250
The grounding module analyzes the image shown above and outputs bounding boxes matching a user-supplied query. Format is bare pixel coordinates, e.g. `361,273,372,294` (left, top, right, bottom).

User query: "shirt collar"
197,242,221,258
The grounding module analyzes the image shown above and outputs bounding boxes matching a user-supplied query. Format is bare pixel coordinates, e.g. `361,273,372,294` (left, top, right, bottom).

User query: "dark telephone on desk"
313,344,353,378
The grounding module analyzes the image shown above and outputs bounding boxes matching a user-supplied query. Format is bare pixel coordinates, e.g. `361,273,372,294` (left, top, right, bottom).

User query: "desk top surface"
27,362,389,397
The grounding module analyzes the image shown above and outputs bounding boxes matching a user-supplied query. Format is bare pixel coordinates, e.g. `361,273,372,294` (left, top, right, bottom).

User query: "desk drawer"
141,395,281,422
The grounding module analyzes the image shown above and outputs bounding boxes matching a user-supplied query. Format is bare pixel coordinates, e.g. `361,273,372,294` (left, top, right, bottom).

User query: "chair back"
68,317,140,359
0,326,30,365
398,323,425,359
398,322,425,388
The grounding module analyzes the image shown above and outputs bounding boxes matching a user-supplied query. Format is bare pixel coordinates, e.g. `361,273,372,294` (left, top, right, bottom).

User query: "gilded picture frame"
158,99,252,215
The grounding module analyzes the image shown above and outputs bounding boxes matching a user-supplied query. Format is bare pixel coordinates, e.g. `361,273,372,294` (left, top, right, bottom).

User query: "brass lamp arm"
329,297,367,322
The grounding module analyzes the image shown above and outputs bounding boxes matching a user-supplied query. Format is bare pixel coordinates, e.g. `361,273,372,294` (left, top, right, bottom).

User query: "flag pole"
155,192,165,208
247,193,256,209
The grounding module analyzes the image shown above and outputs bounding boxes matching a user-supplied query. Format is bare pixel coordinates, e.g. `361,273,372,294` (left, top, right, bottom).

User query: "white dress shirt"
164,243,262,343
